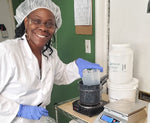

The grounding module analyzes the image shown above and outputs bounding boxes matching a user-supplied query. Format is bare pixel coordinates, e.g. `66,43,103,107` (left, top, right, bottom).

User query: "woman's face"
24,8,56,50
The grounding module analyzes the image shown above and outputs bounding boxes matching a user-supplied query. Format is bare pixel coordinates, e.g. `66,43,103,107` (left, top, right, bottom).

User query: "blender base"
72,100,107,117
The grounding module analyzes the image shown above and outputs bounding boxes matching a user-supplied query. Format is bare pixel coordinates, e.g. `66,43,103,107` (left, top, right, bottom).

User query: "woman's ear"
24,17,29,35
24,17,28,28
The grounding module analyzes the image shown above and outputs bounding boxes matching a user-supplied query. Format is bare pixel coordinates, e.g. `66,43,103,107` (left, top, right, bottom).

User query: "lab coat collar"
21,34,35,59
21,34,50,80
21,34,50,59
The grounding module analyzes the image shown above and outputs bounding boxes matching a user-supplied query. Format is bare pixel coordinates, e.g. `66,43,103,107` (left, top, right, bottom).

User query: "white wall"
0,0,15,41
109,0,150,93
95,0,109,77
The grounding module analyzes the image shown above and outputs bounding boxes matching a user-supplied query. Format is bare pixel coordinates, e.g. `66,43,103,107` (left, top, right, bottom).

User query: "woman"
0,0,103,122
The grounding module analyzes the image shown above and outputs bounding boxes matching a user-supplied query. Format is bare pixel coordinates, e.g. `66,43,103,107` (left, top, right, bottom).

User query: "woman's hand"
76,58,103,77
17,104,49,120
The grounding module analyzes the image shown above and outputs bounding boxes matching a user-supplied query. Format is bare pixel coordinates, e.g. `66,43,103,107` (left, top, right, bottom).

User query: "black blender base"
72,100,107,117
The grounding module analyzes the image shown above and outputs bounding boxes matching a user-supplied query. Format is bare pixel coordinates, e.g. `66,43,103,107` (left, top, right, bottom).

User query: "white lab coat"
0,34,80,123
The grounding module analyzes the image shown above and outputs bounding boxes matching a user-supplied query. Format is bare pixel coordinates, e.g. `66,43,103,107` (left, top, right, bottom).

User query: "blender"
72,69,108,117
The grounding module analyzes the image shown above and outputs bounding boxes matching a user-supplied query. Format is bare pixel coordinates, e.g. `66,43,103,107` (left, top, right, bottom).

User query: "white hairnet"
14,0,62,32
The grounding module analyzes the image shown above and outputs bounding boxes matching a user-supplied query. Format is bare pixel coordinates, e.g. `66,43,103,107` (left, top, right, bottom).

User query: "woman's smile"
36,33,47,38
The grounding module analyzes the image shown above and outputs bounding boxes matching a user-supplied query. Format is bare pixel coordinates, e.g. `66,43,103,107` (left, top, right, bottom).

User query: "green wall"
53,0,95,62
12,0,95,122
49,1,95,122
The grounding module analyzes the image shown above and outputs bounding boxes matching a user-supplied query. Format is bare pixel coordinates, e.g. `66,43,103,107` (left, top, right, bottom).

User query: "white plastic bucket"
107,78,138,102
109,44,133,83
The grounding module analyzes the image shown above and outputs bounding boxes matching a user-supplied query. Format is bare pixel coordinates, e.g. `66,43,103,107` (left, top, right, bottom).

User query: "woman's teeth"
36,34,46,38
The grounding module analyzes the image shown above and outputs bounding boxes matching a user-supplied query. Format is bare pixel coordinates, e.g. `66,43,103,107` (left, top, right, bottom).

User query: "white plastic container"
107,78,138,102
109,43,133,83
82,69,100,86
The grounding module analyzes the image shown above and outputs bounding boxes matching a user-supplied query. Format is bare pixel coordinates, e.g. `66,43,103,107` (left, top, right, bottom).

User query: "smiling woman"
0,0,103,123
24,8,57,66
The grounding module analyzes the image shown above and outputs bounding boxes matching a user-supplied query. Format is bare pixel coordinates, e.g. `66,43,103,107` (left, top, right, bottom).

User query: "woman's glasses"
28,17,56,29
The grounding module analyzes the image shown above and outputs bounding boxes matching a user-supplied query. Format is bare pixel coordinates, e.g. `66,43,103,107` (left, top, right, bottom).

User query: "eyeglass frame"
27,17,57,29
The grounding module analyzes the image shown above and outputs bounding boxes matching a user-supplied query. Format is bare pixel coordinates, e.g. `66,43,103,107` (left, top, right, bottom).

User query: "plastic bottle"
109,43,133,83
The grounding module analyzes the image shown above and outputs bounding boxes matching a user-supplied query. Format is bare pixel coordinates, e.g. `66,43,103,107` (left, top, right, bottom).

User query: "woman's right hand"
17,104,49,120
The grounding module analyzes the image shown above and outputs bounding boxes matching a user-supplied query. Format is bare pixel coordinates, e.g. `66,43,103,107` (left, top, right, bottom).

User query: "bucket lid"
107,78,138,90
112,43,130,49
